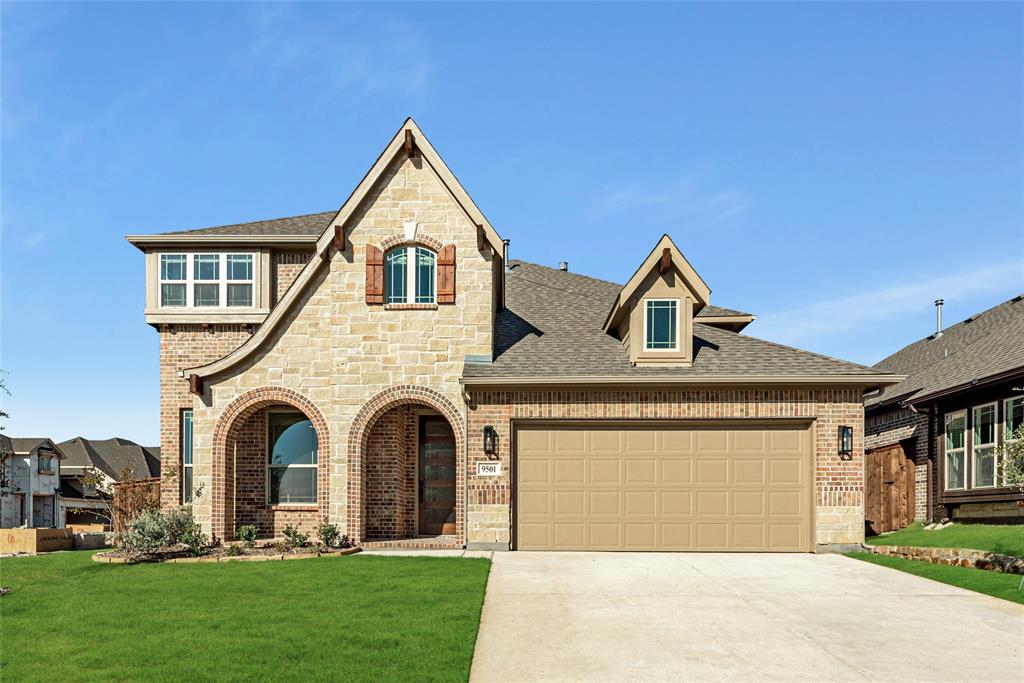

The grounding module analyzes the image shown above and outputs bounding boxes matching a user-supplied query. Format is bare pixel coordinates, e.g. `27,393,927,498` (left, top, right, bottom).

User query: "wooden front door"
419,416,456,535
865,443,916,535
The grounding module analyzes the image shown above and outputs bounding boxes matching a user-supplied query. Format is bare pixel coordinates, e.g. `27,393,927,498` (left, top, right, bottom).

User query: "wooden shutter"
365,244,384,304
437,244,456,304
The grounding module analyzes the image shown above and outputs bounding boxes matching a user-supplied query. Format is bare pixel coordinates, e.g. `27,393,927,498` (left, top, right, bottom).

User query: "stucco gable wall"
187,155,496,532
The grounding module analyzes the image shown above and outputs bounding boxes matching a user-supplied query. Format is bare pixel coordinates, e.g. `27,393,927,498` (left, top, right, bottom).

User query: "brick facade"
159,324,251,508
865,406,932,521
273,250,313,305
466,387,867,547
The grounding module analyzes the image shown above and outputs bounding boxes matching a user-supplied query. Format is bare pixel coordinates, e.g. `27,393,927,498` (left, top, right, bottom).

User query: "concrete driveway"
470,552,1024,682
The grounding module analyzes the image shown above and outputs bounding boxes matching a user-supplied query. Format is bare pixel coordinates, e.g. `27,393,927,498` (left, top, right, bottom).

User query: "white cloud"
595,174,747,223
755,259,1024,347
240,5,432,109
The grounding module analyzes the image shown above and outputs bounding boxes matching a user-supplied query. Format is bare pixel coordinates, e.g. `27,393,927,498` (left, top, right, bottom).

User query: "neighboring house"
56,436,161,526
127,119,901,552
865,296,1024,525
0,438,64,528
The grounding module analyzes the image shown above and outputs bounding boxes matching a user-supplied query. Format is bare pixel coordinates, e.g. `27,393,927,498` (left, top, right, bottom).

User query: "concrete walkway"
470,552,1024,682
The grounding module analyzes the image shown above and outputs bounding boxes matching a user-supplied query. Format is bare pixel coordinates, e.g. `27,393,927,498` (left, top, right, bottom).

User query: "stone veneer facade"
177,154,495,542
465,387,867,548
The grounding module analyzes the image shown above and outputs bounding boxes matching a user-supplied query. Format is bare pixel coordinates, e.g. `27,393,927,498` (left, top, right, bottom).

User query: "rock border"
92,547,362,565
866,544,1024,575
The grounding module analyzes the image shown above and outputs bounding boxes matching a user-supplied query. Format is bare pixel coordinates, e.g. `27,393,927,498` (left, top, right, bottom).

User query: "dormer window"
386,246,436,305
645,299,679,351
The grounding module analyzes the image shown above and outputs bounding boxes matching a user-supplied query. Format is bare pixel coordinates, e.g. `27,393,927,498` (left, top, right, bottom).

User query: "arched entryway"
211,387,330,541
348,386,465,546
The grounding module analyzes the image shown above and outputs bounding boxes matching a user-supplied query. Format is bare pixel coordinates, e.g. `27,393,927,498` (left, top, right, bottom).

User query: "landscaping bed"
866,522,1024,556
93,543,362,564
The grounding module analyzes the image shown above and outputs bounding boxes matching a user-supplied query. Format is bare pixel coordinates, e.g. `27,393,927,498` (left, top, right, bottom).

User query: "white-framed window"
267,411,318,505
159,253,255,309
1005,395,1023,485
972,402,997,488
182,410,194,504
385,246,436,304
944,410,966,490
37,454,54,474
644,299,679,351
160,254,187,306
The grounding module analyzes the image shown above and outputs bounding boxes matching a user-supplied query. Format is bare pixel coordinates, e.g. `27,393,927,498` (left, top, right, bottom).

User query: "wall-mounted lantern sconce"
838,425,853,460
483,425,498,458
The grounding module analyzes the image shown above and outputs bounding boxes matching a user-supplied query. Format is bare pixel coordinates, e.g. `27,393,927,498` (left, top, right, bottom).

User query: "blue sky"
2,2,1022,444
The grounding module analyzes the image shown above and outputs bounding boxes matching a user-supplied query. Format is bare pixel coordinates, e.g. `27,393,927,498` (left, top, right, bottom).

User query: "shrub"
164,506,195,545
339,534,354,549
236,524,259,549
272,540,291,553
317,523,340,548
226,543,244,557
282,525,310,548
180,520,209,557
117,509,169,554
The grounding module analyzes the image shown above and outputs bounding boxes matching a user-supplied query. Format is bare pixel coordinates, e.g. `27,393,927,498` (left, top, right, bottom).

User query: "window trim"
1003,395,1023,486
384,245,436,306
943,409,967,491
158,253,256,309
265,410,318,506
643,298,680,352
182,410,194,504
970,402,998,489
37,454,53,474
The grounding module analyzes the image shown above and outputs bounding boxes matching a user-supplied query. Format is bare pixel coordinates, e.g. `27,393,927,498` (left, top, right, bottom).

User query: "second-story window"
160,254,187,306
159,253,255,309
385,246,436,304
645,299,679,350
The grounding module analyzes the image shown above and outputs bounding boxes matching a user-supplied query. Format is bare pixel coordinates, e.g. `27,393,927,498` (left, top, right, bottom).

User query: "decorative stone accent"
91,547,362,564
866,544,1024,574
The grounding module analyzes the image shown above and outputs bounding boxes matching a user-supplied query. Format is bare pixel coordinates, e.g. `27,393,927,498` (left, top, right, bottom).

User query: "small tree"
997,424,1024,498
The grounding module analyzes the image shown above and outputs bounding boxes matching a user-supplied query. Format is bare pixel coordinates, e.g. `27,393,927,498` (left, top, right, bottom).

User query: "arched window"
267,412,318,504
386,246,436,304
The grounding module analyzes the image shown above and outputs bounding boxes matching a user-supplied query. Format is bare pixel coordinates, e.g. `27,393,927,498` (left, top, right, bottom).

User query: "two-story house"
128,119,902,552
0,438,64,528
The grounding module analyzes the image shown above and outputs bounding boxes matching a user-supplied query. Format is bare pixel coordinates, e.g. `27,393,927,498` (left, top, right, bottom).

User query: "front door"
419,416,456,535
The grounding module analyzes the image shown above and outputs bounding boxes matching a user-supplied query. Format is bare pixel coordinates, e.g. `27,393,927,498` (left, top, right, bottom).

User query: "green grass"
865,522,1024,556
847,552,1024,605
0,550,490,682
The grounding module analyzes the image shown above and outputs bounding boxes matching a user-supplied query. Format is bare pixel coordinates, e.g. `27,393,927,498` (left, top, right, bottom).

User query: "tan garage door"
515,423,812,551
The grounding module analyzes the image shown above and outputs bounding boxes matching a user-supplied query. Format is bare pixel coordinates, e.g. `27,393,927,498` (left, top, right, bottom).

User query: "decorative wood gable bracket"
188,373,203,397
404,129,419,158
659,248,672,274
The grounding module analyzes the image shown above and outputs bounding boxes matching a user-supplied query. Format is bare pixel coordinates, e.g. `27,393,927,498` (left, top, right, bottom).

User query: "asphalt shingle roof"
868,295,1024,407
8,438,60,456
464,261,887,380
57,437,160,480
155,211,334,237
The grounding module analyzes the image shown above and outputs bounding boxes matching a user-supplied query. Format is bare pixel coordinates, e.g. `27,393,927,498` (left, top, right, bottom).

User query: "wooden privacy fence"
112,478,161,534
865,444,915,535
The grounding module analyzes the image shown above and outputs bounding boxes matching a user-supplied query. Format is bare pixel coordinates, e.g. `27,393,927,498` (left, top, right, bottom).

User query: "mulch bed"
93,543,362,564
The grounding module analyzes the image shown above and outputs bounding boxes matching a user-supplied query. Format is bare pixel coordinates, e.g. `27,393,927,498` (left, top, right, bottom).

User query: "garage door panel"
732,491,765,516
589,491,621,515
589,459,621,484
661,459,693,484
697,459,729,484
624,491,656,516
626,459,657,483
516,424,811,551
554,459,585,484
660,490,693,516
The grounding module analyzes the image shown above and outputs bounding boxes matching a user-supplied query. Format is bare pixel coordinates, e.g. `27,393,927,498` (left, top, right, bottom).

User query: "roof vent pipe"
934,299,944,337
503,239,510,273
559,261,568,271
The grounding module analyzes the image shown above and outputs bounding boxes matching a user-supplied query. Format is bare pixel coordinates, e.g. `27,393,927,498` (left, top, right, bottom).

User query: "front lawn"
866,522,1024,556
0,550,490,682
847,552,1024,605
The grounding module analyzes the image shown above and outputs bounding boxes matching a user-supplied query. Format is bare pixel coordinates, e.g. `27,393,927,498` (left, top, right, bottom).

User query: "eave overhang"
125,234,318,252
460,373,906,388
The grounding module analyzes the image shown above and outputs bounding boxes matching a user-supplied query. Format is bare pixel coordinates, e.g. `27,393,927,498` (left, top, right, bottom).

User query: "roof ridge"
510,260,623,289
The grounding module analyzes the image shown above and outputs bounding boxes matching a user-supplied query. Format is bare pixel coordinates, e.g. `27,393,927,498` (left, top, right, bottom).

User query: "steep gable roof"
867,294,1024,408
7,438,62,457
464,261,900,385
603,235,711,333
186,118,506,382
57,437,160,480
